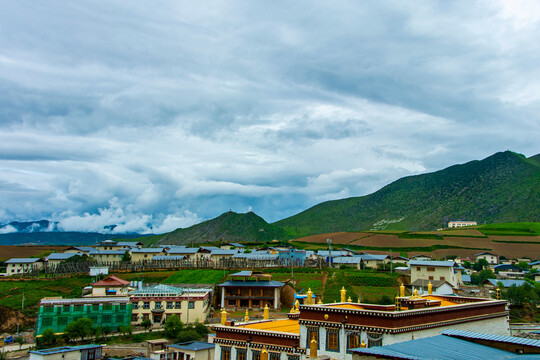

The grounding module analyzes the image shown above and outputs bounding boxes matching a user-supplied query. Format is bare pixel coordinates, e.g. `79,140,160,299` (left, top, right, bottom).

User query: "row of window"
307,327,382,352
221,348,293,360
132,301,194,310
42,304,128,313
41,314,127,327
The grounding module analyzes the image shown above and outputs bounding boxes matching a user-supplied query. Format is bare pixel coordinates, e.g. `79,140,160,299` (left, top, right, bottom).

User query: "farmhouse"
130,248,165,262
5,258,45,274
448,221,477,228
410,260,462,288
46,252,85,266
213,289,509,360
89,249,128,263
89,275,131,297
29,345,103,360
129,284,212,325
475,252,499,265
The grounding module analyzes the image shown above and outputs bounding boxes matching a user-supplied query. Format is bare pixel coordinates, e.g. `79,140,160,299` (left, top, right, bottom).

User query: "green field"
0,276,92,315
477,222,540,236
162,269,232,284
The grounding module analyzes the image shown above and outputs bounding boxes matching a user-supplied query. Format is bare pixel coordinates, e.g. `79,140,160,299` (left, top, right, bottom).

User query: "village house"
448,221,477,228
220,242,245,250
410,279,455,295
217,271,284,310
89,249,128,263
46,252,86,266
30,345,104,360
130,248,165,262
168,341,215,360
410,260,462,288
88,275,131,297
213,288,509,360
63,246,96,255
130,284,212,325
475,252,499,265
36,296,132,335
5,258,45,275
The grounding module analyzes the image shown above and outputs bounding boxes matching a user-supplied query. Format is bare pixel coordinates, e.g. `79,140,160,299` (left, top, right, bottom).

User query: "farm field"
162,269,232,284
0,245,69,261
295,232,373,244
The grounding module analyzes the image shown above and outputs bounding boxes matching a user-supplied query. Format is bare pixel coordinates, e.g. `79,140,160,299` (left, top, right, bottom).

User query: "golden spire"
400,283,405,297
340,286,347,303
309,338,318,358
295,299,300,311
263,303,269,319
412,289,418,299
428,281,433,295
347,296,352,302
306,288,313,305
496,287,501,300
244,309,249,322
221,308,227,325
317,298,323,304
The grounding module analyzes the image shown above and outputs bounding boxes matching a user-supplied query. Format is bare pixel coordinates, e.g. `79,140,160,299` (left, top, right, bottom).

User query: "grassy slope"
157,211,288,245
275,151,540,236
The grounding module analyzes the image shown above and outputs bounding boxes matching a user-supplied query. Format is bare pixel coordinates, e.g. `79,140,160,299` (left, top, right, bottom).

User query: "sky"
0,1,539,234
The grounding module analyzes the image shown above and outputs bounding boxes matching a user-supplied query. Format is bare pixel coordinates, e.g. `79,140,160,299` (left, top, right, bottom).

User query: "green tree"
141,318,152,332
164,315,184,340
15,336,25,350
121,252,132,262
193,322,209,337
473,259,490,271
41,328,57,347
176,330,200,343
65,318,94,342
463,261,471,269
516,261,530,270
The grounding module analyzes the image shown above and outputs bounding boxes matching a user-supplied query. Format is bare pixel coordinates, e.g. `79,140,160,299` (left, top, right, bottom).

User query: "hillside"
274,151,540,236
157,211,288,245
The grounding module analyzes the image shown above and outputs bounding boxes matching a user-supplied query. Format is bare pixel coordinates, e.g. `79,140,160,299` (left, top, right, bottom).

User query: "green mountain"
157,211,288,245
274,151,540,236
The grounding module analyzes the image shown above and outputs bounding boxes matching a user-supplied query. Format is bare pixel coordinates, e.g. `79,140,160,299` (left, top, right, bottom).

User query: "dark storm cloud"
0,0,538,231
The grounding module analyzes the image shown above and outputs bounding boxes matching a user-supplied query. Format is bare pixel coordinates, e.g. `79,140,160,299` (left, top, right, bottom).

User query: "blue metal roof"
218,280,284,288
442,329,540,347
461,274,471,283
152,255,185,261
30,344,102,355
231,270,253,276
166,247,200,254
350,334,533,360
130,248,163,253
168,341,215,351
5,258,42,263
47,252,82,260
485,279,526,287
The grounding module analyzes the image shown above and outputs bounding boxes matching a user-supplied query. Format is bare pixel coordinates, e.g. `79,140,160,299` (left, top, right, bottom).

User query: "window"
188,301,195,309
74,305,83,312
326,329,339,351
103,304,112,311
119,304,126,311
269,353,280,360
41,317,53,327
143,302,150,309
43,306,54,313
58,317,69,325
236,348,246,360
62,305,71,313
287,356,299,360
132,314,139,322
221,347,231,360
307,327,319,348
427,267,435,272
175,302,181,309
252,351,261,360
428,276,434,280
347,332,360,352
155,302,163,309
440,276,445,281
167,302,174,309
93,304,100,311
416,267,420,271
103,315,112,323
116,315,124,323
132,303,139,310
367,332,383,348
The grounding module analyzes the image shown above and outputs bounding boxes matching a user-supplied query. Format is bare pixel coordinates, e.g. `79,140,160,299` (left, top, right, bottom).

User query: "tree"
193,322,209,337
141,318,152,332
41,328,57,347
121,252,132,262
164,315,184,340
65,318,94,342
463,261,471,269
15,336,25,350
516,261,530,270
119,324,133,337
176,330,200,343
473,259,490,271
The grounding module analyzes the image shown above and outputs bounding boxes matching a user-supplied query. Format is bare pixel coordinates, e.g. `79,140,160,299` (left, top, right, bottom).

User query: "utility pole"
291,251,294,281
22,291,25,310
390,250,393,274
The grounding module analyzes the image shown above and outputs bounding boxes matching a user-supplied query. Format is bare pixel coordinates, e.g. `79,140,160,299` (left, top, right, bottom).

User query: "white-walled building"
410,260,462,288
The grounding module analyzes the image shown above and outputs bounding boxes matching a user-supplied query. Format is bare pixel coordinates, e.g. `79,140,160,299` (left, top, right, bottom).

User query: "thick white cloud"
0,0,538,232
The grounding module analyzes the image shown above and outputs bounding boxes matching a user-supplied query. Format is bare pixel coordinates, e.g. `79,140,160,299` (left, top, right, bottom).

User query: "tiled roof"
92,275,130,287
410,279,454,288
89,249,127,255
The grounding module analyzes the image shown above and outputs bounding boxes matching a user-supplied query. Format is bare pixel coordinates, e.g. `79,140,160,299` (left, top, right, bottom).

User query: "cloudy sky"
0,1,539,234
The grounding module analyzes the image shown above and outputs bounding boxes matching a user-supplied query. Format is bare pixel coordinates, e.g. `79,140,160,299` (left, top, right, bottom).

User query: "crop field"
477,222,540,236
0,245,69,261
270,272,325,296
295,232,373,244
115,271,177,283
162,269,232,284
0,275,91,316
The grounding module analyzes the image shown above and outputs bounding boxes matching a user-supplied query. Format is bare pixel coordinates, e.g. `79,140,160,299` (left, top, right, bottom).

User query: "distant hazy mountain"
157,211,287,245
274,151,540,236
0,220,147,246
